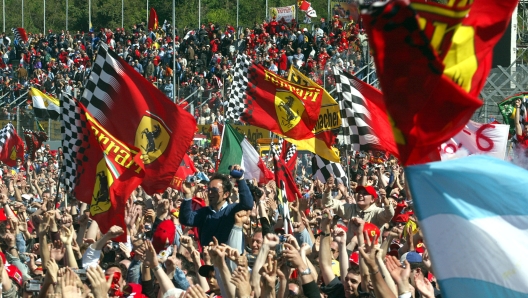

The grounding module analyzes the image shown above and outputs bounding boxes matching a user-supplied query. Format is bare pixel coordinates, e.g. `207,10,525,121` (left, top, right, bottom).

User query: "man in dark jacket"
180,166,254,245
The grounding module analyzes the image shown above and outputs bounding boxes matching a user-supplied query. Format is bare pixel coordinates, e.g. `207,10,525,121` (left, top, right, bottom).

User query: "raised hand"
230,267,252,297
414,270,435,298
87,265,113,298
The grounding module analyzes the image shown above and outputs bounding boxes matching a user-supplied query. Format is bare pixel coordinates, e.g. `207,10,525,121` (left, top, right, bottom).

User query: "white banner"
269,5,296,23
440,120,510,160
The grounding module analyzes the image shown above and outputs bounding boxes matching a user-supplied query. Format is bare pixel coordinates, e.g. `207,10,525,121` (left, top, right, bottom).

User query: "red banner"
363,1,482,165
74,105,145,243
242,64,323,140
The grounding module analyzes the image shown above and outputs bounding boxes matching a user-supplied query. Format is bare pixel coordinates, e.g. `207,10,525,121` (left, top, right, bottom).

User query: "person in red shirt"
210,34,220,53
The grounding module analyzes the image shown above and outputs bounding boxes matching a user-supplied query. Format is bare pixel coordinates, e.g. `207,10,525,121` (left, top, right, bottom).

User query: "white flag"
440,120,509,160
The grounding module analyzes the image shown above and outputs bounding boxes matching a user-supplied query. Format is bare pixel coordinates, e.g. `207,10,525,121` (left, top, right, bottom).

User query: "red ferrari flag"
409,0,518,97
61,94,145,243
170,154,197,191
80,44,196,194
226,55,323,140
0,123,24,167
362,0,482,165
272,142,302,203
148,8,159,31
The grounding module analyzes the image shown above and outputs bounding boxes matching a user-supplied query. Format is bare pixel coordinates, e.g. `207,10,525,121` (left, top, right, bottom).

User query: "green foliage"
0,0,330,34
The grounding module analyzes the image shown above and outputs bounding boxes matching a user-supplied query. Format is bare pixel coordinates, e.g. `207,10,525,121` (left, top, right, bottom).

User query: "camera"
279,235,287,243
25,280,42,292
186,175,195,183
72,268,87,281
111,242,120,251
314,193,323,199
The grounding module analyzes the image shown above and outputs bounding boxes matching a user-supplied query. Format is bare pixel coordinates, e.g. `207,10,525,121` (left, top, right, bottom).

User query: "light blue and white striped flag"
406,155,528,298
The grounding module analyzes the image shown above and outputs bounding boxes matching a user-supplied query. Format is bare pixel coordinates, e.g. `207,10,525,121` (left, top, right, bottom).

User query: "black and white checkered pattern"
61,92,90,192
333,67,380,151
278,137,296,164
0,123,15,154
225,54,251,121
11,28,27,44
80,43,122,128
312,154,348,186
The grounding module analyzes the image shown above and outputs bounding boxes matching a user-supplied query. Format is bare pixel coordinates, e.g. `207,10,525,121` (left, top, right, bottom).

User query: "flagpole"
236,0,239,28
121,0,124,29
265,0,268,19
66,0,68,30
198,0,201,30
89,0,91,31
216,122,227,170
2,0,4,33
146,0,149,25
21,0,24,28
172,0,176,103
44,0,46,35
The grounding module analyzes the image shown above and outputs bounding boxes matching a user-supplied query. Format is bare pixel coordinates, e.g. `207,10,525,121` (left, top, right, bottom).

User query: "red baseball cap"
355,185,378,199
349,251,359,265
152,220,175,253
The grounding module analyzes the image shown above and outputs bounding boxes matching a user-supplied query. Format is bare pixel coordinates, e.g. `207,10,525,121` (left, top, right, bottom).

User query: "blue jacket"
180,179,254,246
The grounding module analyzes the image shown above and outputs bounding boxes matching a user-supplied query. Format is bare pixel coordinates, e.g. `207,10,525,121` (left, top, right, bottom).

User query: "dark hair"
186,271,200,285
105,263,128,280
410,262,429,278
210,173,232,194
176,253,194,273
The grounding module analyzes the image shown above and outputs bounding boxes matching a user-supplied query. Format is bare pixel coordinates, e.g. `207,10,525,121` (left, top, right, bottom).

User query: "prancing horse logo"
141,124,163,155
135,116,170,165
90,159,113,216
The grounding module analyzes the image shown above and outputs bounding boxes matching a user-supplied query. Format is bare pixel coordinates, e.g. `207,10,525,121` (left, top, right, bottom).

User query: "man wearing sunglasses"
180,165,254,247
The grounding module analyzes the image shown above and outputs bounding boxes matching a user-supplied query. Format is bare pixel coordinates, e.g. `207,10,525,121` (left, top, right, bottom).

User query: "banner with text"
197,124,270,147
439,120,509,161
269,5,296,23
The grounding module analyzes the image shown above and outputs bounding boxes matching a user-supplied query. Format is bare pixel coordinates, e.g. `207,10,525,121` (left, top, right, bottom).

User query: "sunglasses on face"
207,187,221,193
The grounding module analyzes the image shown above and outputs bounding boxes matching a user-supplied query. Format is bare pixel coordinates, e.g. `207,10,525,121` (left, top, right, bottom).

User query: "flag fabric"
0,123,24,167
23,129,48,161
29,87,60,120
217,123,273,184
148,8,159,31
272,137,298,173
406,155,528,298
272,140,302,203
35,119,45,132
61,94,145,243
286,67,340,162
362,1,482,165
11,28,28,44
306,5,317,18
170,154,197,191
439,120,509,161
80,43,196,194
297,0,310,11
409,0,518,97
226,55,324,140
498,93,528,137
333,67,398,157
312,154,348,186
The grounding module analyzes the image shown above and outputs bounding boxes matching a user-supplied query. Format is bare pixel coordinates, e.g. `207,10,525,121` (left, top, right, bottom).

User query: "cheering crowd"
0,12,451,298
0,15,370,126
0,136,442,298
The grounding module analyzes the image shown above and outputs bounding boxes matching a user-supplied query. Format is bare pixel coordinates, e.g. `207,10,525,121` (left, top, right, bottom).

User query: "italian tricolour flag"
218,124,273,184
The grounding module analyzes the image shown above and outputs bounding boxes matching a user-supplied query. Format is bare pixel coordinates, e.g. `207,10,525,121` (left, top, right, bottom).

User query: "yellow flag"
286,67,340,162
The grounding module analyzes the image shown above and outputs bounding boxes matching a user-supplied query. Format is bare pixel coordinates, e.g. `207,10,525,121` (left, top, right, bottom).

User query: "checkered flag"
11,28,28,44
333,67,381,151
271,137,297,172
61,92,90,192
0,123,15,153
225,54,251,121
80,43,123,127
312,154,348,186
